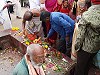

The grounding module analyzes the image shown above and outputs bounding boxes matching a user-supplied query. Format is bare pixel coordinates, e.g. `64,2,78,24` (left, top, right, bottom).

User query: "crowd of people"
0,0,100,75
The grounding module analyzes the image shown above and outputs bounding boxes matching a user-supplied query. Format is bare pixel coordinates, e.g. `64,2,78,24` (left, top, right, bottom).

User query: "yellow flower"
12,27,16,30
33,39,38,43
44,45,48,49
25,41,30,45
15,27,19,30
12,27,19,31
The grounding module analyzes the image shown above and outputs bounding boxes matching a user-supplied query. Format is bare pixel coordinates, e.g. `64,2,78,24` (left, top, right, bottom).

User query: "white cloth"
71,23,79,61
40,4,45,8
12,0,21,17
0,0,12,30
77,0,86,8
29,0,40,10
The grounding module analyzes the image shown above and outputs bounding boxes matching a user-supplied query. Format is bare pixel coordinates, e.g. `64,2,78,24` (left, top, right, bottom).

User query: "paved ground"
0,7,28,31
0,48,22,75
0,8,27,75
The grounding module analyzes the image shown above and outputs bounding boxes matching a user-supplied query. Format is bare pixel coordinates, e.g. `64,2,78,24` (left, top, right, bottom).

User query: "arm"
2,4,9,10
0,3,15,11
59,17,73,36
59,17,74,42
22,19,26,35
47,28,55,38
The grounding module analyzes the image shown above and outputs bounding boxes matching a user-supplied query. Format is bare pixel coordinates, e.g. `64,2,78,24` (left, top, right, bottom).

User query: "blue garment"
47,12,75,43
13,57,29,75
93,50,100,69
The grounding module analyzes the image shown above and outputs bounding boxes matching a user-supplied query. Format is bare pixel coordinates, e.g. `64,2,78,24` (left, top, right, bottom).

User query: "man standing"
11,0,22,19
74,3,100,75
40,11,75,57
0,0,12,30
15,0,22,19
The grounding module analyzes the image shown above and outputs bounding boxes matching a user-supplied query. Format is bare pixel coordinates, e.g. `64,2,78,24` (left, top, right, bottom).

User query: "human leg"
74,50,96,75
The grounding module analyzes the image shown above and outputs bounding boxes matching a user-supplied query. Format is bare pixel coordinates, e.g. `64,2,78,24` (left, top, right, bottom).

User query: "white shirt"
0,0,12,29
29,0,40,10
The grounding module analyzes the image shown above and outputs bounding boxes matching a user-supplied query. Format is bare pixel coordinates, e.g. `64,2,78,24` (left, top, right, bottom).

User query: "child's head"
62,0,68,8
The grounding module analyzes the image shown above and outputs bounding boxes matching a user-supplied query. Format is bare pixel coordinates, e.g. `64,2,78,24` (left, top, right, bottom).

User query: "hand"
22,29,25,35
34,32,39,35
44,38,49,42
22,29,28,36
22,30,26,38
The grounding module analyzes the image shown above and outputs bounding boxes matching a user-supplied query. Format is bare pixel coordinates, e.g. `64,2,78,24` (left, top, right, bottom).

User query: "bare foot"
16,16,22,19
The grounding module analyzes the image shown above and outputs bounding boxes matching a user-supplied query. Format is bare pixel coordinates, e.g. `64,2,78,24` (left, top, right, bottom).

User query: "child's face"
63,1,68,8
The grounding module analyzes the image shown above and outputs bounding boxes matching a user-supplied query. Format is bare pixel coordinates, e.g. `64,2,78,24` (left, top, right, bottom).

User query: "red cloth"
53,3,71,15
53,3,62,12
46,21,57,44
60,8,70,14
91,0,100,4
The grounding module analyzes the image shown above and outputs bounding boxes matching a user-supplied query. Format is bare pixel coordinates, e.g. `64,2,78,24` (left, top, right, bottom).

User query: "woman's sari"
45,0,57,12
